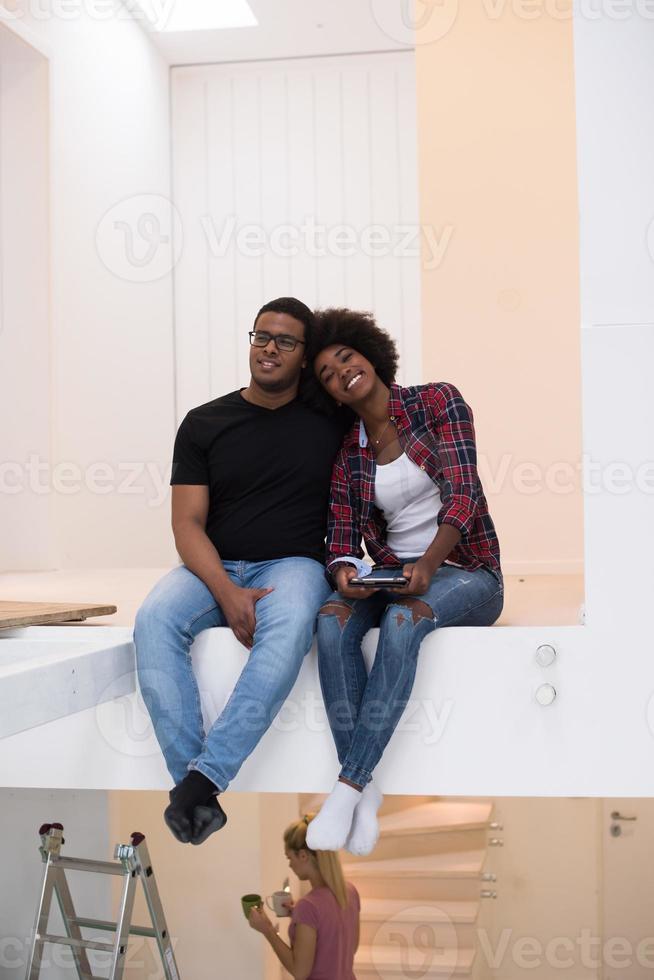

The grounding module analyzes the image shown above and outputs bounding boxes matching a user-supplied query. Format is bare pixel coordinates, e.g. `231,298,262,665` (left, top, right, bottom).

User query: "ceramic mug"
266,891,292,917
241,893,263,919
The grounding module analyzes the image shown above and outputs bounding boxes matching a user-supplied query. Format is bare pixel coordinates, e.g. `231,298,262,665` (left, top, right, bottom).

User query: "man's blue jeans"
317,563,504,788
133,558,330,789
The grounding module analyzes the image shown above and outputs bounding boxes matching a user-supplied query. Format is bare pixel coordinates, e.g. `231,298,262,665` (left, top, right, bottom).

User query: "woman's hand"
397,558,436,596
335,565,376,600
281,896,295,914
247,907,277,937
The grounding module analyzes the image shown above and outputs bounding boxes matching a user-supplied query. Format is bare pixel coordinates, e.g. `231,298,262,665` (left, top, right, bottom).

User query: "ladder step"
53,856,127,876
71,916,157,938
40,934,115,953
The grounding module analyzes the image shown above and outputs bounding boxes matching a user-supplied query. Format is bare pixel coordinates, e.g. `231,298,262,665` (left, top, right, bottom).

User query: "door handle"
610,811,637,821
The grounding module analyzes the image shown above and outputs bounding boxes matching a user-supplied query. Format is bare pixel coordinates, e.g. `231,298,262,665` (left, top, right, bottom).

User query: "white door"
602,799,654,980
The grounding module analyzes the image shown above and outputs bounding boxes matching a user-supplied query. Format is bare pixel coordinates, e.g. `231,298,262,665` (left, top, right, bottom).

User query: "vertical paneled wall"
171,52,421,420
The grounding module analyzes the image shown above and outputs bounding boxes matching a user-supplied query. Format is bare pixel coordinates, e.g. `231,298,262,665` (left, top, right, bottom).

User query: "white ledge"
0,622,621,795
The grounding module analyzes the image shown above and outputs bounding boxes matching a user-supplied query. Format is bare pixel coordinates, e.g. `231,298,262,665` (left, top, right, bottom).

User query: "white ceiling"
130,0,413,66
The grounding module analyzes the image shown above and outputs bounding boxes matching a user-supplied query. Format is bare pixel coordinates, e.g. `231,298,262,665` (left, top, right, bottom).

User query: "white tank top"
374,452,442,559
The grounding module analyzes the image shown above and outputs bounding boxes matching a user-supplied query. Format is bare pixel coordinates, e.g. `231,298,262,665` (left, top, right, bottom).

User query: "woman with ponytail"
248,813,360,979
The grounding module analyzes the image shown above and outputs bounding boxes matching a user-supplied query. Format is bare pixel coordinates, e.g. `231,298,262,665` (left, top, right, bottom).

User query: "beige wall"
416,9,583,574
107,790,296,980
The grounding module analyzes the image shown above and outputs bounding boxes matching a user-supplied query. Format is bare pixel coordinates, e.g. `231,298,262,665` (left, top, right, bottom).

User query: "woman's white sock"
345,782,383,856
306,781,362,851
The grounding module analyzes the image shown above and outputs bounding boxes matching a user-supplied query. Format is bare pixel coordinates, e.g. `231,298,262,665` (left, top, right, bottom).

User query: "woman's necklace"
369,417,392,446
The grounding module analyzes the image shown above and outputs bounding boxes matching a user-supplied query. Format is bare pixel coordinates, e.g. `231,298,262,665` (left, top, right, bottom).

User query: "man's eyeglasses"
248,331,306,353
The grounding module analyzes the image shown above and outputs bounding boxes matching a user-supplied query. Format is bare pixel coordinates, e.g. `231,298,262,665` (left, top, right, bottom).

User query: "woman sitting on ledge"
304,308,503,856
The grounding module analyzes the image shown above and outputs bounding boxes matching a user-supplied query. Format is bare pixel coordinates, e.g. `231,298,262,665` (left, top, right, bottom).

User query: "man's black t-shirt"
170,390,344,565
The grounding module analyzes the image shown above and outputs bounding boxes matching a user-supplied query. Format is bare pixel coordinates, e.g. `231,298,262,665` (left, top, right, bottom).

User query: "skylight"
135,0,258,33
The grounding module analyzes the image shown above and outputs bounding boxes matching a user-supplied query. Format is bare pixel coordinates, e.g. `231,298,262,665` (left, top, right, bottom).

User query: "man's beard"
254,377,299,395
254,374,295,393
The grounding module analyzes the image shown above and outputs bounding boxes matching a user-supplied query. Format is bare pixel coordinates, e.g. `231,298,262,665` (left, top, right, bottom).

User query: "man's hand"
395,558,436,596
219,583,274,649
334,565,376,600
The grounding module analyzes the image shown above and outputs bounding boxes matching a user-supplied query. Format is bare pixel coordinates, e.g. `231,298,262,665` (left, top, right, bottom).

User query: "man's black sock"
191,797,228,845
164,770,219,843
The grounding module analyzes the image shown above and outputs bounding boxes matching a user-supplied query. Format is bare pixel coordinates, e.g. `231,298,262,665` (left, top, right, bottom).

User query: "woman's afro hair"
300,307,400,417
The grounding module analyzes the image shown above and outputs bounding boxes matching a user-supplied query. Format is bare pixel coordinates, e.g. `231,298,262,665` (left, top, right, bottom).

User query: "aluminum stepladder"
25,823,181,980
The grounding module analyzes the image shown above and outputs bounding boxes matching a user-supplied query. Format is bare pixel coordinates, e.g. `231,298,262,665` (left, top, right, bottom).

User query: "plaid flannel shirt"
326,382,502,579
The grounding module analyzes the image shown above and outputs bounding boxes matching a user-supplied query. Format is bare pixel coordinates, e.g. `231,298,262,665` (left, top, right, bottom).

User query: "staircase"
301,795,499,980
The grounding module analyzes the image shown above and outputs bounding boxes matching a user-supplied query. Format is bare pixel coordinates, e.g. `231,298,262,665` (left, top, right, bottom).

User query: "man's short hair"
254,297,315,342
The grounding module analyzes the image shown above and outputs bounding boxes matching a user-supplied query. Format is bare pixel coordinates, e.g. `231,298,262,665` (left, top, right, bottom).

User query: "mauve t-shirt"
288,882,360,980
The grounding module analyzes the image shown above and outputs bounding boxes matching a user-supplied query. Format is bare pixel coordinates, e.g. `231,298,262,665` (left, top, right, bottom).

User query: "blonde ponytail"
284,814,348,910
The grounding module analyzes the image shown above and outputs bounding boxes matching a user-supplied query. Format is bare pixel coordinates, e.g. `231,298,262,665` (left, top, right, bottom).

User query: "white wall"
0,788,111,980
171,52,421,421
0,24,51,571
573,11,654,631
145,0,413,66
573,13,654,327
1,1,177,570
571,5,654,835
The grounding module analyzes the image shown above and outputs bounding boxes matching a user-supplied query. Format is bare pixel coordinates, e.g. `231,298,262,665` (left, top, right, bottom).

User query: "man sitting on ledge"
134,297,344,844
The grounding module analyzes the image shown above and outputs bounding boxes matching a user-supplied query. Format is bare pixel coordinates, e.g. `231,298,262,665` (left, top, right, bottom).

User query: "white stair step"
378,801,493,837
344,849,486,879
360,898,478,923
355,943,475,976
358,897,479,949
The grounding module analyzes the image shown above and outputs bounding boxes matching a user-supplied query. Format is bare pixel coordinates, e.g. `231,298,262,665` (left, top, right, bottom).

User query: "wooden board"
0,601,117,629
